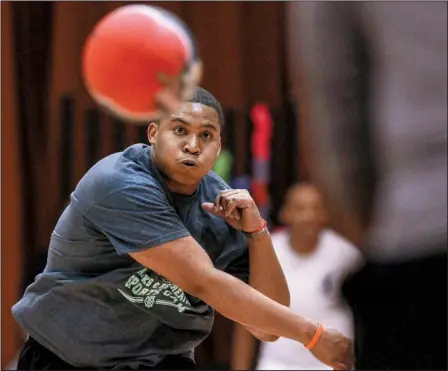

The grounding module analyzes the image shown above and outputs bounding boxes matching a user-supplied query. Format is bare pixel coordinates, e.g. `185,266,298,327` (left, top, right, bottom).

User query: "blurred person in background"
231,183,363,370
288,2,447,369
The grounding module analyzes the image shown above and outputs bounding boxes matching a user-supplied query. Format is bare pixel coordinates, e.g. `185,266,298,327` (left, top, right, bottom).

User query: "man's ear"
147,122,158,145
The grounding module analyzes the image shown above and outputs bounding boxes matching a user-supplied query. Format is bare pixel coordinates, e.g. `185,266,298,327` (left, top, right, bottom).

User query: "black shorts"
17,336,195,370
342,249,447,370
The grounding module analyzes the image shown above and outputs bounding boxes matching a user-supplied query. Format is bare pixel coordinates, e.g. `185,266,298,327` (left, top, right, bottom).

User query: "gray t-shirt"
12,144,249,368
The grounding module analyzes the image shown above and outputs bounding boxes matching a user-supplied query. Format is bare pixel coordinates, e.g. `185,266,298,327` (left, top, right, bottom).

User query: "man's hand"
310,326,354,370
201,189,263,232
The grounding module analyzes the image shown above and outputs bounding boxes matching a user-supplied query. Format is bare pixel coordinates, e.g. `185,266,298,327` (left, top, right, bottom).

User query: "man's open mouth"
180,159,199,167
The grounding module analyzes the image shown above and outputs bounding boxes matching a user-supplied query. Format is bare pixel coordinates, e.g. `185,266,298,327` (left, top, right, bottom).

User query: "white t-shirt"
256,229,363,370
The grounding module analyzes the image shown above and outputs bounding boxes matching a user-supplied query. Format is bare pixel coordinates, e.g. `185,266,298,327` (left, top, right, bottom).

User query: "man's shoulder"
320,229,363,267
321,229,355,250
73,144,163,211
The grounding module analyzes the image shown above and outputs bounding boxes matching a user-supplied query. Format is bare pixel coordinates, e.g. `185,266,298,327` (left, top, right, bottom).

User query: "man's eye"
174,127,185,135
201,131,212,140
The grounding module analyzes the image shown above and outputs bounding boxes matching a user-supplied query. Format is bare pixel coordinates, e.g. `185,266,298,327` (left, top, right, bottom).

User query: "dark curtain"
12,1,54,284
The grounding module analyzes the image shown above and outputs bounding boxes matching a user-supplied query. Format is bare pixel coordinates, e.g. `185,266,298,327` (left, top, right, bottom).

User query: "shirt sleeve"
83,183,191,255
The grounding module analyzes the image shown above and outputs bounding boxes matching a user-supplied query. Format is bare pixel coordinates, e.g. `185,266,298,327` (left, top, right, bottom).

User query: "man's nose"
300,210,316,222
183,135,200,154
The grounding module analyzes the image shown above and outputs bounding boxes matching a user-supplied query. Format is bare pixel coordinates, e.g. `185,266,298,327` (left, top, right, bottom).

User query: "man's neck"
289,231,320,255
163,177,198,196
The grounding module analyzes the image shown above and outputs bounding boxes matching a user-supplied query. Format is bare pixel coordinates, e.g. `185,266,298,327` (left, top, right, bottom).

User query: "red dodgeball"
82,5,199,122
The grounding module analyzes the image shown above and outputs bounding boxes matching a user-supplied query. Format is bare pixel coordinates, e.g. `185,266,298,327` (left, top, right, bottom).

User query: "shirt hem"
13,313,85,368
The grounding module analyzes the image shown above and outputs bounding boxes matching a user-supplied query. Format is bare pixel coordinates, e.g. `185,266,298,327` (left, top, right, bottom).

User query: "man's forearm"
195,266,315,345
131,235,311,346
247,231,290,307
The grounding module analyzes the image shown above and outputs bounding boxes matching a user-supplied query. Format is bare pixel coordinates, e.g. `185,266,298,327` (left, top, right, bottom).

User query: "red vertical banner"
250,103,273,219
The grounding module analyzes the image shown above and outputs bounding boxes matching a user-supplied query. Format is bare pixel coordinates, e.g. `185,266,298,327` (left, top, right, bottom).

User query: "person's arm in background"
246,229,289,309
230,324,258,370
203,189,290,342
287,2,376,247
245,229,290,341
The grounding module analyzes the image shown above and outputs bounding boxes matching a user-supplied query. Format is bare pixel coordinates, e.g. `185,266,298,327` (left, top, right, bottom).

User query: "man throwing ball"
13,87,354,370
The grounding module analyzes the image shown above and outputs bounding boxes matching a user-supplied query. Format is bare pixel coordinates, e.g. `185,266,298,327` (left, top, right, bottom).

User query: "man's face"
148,102,221,191
280,185,328,237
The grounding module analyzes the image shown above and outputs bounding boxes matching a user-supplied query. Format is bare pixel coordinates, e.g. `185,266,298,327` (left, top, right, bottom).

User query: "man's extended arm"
130,235,353,370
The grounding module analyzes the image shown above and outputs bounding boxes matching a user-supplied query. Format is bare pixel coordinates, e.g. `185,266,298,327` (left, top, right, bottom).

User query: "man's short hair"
189,87,225,128
152,87,225,128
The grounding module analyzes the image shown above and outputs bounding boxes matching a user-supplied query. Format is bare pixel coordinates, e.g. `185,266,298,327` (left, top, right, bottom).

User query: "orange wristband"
305,323,324,350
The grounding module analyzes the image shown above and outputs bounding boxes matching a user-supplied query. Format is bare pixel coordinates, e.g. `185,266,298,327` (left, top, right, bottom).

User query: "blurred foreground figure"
289,2,447,369
231,183,362,370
